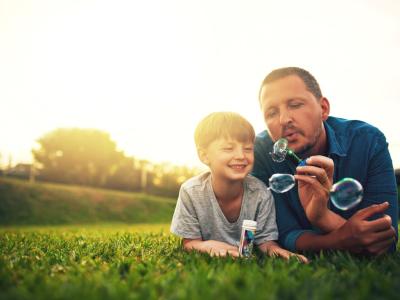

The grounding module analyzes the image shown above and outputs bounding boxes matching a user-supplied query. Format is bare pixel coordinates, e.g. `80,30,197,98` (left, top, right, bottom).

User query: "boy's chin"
226,168,250,179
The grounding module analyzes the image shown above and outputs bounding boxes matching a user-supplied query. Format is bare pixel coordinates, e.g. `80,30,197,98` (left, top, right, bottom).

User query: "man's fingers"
354,202,389,220
295,166,331,189
366,237,395,256
295,174,330,194
370,226,397,244
367,215,392,232
302,155,334,179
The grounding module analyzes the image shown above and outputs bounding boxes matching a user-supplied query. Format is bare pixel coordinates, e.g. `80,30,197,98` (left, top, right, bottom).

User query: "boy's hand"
183,239,240,258
259,241,309,263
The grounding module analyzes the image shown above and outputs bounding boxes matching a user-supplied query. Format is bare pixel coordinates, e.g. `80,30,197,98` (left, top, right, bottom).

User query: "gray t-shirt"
170,171,278,246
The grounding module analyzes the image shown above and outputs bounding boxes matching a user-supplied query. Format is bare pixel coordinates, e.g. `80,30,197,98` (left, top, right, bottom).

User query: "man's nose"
279,109,292,125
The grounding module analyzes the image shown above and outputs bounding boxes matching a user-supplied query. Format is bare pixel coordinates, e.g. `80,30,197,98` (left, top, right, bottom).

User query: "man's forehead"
260,76,313,106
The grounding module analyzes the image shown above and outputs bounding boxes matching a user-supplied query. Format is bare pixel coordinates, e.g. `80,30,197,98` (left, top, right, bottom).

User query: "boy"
170,112,308,262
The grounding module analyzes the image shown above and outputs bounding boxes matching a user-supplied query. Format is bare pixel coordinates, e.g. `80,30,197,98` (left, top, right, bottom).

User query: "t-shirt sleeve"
253,187,279,245
170,186,202,239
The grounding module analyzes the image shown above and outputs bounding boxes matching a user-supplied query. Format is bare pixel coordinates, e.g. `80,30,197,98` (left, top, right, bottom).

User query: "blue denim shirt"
252,116,398,252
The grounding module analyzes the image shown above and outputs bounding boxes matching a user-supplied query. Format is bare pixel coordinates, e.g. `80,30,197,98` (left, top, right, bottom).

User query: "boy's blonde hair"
194,112,255,150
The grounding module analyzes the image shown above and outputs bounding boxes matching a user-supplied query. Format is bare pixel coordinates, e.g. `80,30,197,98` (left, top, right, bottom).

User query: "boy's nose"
234,148,245,158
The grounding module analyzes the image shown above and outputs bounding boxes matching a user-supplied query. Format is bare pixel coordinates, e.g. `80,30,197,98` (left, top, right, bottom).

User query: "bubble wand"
268,138,363,210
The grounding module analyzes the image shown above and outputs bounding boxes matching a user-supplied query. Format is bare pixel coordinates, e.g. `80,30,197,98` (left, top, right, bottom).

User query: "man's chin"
288,141,311,157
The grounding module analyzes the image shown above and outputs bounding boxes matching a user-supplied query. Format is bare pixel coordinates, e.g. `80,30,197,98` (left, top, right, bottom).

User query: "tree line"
3,128,203,197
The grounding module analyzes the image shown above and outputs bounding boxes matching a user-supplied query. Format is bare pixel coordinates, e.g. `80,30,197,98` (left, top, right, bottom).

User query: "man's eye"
289,102,303,109
223,147,233,151
244,147,253,152
266,110,277,118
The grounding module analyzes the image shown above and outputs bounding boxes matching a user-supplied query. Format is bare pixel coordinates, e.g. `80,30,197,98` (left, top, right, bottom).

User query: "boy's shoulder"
180,170,211,192
244,174,269,192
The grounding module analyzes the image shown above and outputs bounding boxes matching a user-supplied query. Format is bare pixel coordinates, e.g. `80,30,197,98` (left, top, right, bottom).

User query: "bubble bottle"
239,220,257,257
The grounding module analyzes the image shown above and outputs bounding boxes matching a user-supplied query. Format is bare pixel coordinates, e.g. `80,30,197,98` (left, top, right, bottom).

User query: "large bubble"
268,173,295,193
330,178,363,210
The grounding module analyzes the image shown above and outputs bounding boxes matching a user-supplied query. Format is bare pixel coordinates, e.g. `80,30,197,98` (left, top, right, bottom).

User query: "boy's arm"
171,185,239,257
170,186,202,239
257,241,308,263
183,238,239,257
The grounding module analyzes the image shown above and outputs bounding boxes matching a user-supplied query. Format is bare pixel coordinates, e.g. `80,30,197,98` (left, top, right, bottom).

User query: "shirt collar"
324,120,347,157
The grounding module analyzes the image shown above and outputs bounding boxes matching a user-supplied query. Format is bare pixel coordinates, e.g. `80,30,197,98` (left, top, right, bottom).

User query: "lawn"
1,224,399,300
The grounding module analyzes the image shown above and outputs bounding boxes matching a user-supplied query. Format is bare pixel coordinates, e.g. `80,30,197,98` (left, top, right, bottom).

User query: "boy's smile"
200,138,254,182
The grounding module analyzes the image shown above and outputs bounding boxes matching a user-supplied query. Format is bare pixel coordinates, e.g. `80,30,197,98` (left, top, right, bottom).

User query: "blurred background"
1,0,399,225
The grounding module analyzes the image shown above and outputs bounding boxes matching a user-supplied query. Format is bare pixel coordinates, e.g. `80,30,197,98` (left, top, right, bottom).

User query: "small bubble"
270,138,288,162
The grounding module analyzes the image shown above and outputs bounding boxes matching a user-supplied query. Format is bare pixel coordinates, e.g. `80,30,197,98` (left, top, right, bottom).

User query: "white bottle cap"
242,220,257,228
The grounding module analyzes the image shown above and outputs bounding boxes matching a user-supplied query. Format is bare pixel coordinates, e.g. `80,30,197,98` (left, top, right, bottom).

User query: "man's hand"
335,202,396,255
183,239,240,257
258,241,309,263
295,155,340,231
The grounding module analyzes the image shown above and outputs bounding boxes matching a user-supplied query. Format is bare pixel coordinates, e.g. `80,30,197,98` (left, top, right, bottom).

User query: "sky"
1,0,400,169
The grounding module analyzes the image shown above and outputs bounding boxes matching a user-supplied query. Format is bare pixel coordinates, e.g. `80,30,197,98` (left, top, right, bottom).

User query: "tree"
32,128,125,187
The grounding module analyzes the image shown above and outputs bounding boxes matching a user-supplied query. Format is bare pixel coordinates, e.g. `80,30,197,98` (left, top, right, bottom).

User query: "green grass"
1,225,399,300
0,177,176,225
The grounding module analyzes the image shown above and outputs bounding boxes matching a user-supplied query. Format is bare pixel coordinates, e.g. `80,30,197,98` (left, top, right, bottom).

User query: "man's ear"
198,148,209,165
320,97,330,121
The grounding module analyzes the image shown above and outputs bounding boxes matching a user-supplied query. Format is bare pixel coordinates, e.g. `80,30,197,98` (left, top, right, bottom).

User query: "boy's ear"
198,148,209,165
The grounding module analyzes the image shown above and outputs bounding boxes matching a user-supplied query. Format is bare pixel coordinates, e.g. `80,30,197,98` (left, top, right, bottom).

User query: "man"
252,67,398,255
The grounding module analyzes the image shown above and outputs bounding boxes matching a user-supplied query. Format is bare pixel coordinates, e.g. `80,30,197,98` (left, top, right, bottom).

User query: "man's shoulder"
326,116,386,153
255,130,272,143
327,116,384,137
254,130,274,154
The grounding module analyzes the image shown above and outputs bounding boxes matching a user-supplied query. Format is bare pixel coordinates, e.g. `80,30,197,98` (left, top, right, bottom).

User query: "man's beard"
296,125,323,158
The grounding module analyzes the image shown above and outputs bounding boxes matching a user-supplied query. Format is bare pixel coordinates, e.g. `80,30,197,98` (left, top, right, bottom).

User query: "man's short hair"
194,112,255,150
259,67,322,101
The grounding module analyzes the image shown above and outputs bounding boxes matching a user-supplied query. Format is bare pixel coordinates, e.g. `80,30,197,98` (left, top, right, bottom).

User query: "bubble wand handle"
286,149,307,166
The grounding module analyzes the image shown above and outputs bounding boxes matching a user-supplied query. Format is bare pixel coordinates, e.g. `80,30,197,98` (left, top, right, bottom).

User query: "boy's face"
200,137,254,182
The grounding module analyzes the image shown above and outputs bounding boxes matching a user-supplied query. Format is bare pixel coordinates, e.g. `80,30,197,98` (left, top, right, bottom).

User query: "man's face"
259,75,329,157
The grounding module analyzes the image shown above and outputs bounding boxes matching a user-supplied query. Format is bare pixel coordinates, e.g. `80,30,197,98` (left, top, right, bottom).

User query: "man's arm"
295,202,396,255
294,148,397,255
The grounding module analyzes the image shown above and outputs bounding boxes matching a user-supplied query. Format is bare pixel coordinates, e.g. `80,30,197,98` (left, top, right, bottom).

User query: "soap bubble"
330,178,363,210
267,171,364,211
270,138,303,164
270,138,288,162
269,173,295,193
